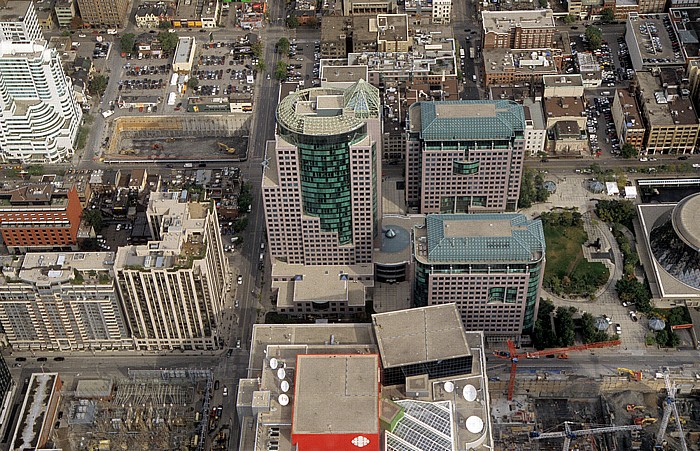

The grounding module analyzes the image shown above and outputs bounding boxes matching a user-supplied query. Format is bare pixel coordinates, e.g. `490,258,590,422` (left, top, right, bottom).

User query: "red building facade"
0,185,82,250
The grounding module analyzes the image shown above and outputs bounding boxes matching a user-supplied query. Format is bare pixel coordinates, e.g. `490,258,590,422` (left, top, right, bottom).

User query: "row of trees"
533,300,615,350
120,31,179,55
539,210,583,228
518,169,551,208
595,199,636,230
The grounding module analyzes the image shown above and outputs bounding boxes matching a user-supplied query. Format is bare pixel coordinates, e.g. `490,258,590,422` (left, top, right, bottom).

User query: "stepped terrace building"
115,192,229,351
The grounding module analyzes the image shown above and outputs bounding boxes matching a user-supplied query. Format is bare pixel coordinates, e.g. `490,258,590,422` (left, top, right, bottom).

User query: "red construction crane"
495,339,621,400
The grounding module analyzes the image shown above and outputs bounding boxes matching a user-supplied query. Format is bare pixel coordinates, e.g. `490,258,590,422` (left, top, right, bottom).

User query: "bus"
469,47,475,59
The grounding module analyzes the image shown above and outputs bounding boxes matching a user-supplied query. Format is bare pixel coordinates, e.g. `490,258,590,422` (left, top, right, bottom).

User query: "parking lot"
187,40,258,101
586,95,620,157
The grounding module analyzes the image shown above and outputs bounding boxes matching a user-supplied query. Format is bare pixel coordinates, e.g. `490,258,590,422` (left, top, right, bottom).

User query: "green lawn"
543,222,609,296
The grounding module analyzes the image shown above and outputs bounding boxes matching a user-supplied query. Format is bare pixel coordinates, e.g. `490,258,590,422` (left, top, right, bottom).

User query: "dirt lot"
108,136,248,162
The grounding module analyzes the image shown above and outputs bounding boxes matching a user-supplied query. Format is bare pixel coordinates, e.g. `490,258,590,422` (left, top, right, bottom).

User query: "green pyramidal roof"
423,214,545,263
412,100,525,141
344,78,380,118
276,79,380,136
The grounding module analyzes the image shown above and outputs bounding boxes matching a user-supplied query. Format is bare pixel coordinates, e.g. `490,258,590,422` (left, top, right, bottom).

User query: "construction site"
52,369,213,451
489,341,700,450
104,115,250,162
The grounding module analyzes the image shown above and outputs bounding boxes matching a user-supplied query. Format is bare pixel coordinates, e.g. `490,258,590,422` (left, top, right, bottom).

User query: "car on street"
236,338,241,348
54,356,65,361
615,324,622,335
223,387,228,396
214,380,220,390
237,275,243,285
234,299,239,308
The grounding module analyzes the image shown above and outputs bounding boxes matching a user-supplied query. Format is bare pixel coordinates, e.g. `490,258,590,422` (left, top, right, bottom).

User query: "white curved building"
0,39,82,163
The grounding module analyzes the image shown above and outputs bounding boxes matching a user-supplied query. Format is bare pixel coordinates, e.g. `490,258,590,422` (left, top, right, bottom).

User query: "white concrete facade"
115,193,229,351
0,38,82,163
0,252,132,351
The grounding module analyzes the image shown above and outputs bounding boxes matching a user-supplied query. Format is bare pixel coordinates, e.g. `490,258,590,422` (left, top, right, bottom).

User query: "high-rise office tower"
76,0,130,28
0,1,82,163
115,192,229,351
405,100,526,213
413,214,545,340
263,79,382,266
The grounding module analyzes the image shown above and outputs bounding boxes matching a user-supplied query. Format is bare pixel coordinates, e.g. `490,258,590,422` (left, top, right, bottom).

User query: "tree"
518,168,535,208
27,165,44,176
158,20,172,29
158,31,179,53
532,299,557,349
621,143,637,159
70,16,83,29
82,209,104,233
595,199,636,229
563,14,576,24
286,15,299,28
538,0,547,6
88,74,109,96
276,37,290,56
252,41,264,59
615,277,652,313
275,60,288,80
255,60,267,72
187,77,199,91
601,7,615,23
120,33,136,53
585,26,603,50
237,182,253,213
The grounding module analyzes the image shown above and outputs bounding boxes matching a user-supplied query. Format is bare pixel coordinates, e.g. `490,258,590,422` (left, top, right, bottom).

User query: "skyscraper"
405,100,526,213
0,1,82,163
263,79,382,266
115,192,229,351
0,1,43,43
413,214,545,340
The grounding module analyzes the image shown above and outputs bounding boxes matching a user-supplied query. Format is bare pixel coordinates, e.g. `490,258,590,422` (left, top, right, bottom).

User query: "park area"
541,211,609,297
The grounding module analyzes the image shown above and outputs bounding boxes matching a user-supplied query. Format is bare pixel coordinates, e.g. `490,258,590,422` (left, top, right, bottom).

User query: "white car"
223,387,228,396
237,275,243,285
693,163,700,168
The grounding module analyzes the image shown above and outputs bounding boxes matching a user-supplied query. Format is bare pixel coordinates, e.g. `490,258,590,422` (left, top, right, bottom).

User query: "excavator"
627,404,645,412
217,142,237,154
634,417,657,427
618,368,643,381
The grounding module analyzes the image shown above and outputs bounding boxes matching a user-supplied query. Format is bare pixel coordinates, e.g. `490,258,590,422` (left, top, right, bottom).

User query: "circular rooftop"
671,192,700,252
650,193,700,290
380,225,411,254
276,80,380,137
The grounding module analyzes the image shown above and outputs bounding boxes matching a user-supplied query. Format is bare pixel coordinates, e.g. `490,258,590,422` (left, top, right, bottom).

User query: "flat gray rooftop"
292,354,379,435
372,304,471,368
